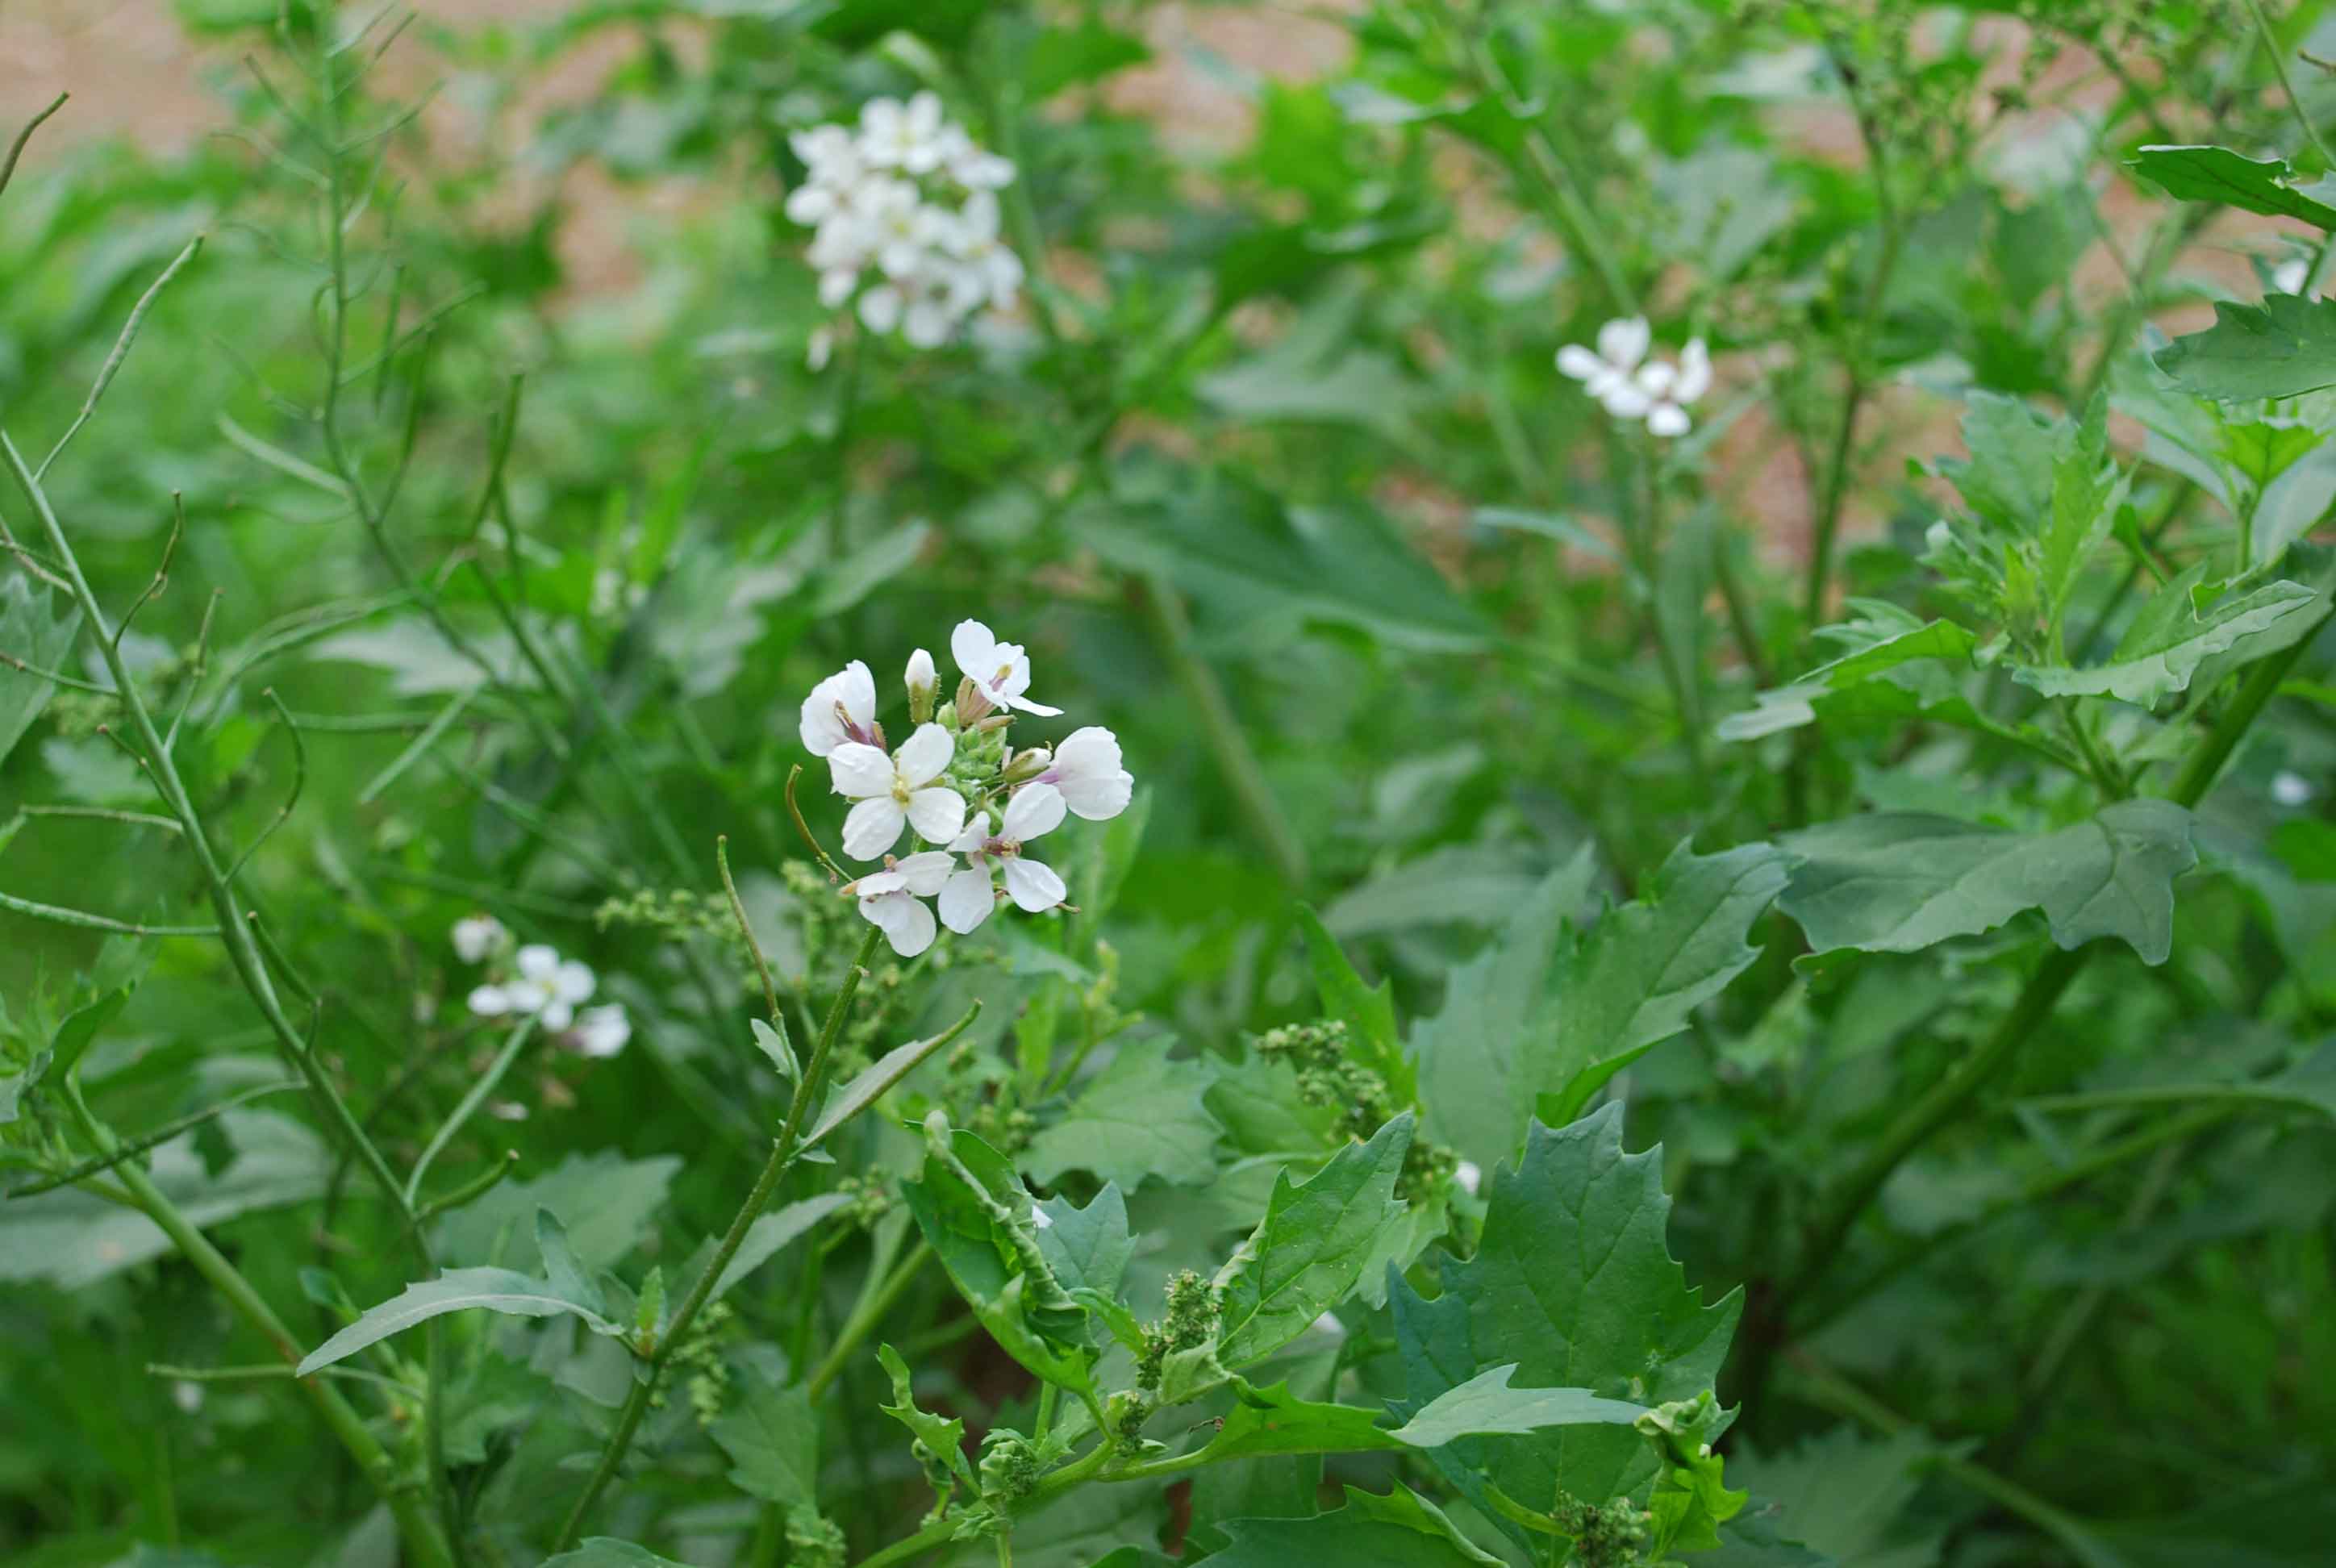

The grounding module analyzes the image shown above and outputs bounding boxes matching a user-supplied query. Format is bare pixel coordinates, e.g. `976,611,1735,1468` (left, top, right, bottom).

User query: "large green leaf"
2129,144,2336,229
1021,1039,1223,1190
1034,1182,1135,1302
1779,801,2198,965
435,1150,679,1271
297,1266,619,1374
1727,1428,1944,1568
1208,1486,1504,1566
1298,904,1410,1103
1387,1365,1646,1449
1214,1113,1412,1369
903,1127,1092,1387
804,1019,969,1149
0,572,81,768
2155,296,2336,402
2012,578,2321,707
1392,1107,1740,1558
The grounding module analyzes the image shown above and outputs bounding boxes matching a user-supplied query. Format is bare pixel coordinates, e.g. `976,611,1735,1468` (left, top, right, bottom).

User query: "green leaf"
1719,609,1979,740
903,1126,1093,1387
710,1378,817,1508
2221,419,2326,491
1209,1486,1505,1566
0,572,81,768
2040,394,2125,634
436,1150,680,1271
2155,296,2336,402
1020,1039,1223,1190
1392,1107,1741,1558
297,1266,619,1374
2129,144,2336,229
1530,840,1790,1126
535,1209,607,1322
1214,1113,1412,1369
1387,1365,1646,1449
1729,1427,1942,1568
804,1018,970,1149
2012,578,2321,707
704,1193,853,1306
876,1342,975,1491
1024,19,1150,99
1640,1392,1748,1556
1297,903,1411,1104
1184,1378,1407,1463
1033,1182,1135,1303
749,1018,798,1084
1941,392,2060,536
1779,801,2199,965
1413,850,1599,1171
539,1541,695,1568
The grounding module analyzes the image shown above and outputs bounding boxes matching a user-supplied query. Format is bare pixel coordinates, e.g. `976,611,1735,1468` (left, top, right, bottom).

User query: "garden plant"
3,1,2334,1565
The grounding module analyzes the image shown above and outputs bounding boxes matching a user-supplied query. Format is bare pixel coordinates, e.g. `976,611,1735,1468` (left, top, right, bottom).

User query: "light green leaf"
436,1150,679,1271
1729,1427,1944,1568
749,1018,798,1083
1020,1039,1223,1190
710,1378,817,1507
1209,1486,1505,1566
1214,1113,1412,1369
297,1266,618,1374
2012,578,2321,707
2155,296,2336,402
2129,144,2336,229
903,1127,1092,1387
2040,394,2125,633
705,1193,853,1306
1183,1378,1406,1463
534,1209,607,1322
1779,801,2199,965
1388,1364,1646,1449
805,1018,970,1149
0,572,81,768
1393,1107,1741,1559
876,1342,975,1491
1720,611,1979,741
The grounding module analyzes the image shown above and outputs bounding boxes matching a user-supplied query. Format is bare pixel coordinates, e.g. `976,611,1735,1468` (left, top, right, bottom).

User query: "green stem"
807,1241,935,1400
553,924,886,1549
2244,0,2336,169
403,1015,540,1205
851,1518,957,1568
65,1091,455,1568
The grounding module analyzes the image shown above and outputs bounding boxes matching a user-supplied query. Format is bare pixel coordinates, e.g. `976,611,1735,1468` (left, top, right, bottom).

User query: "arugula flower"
469,943,597,1032
845,851,957,958
451,912,511,964
800,659,880,757
830,723,967,861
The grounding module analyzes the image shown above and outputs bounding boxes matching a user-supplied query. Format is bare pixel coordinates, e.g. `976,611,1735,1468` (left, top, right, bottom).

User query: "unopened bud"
923,1107,952,1148
974,714,1012,735
1002,745,1051,784
905,648,937,723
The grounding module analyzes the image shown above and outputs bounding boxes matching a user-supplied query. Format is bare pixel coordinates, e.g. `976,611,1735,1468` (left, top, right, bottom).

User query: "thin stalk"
2244,0,2336,169
553,924,887,1549
851,1518,957,1568
0,92,68,206
806,1241,935,1400
6,1080,302,1198
403,1015,540,1205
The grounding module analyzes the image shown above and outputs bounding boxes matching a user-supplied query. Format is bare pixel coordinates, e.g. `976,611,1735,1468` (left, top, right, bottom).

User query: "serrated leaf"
2041,394,2125,633
1530,840,1790,1126
2129,144,2336,228
0,572,82,768
710,1378,817,1507
1214,1113,1412,1369
296,1266,618,1374
1020,1039,1223,1189
1391,1107,1741,1558
2013,578,2321,707
1033,1182,1134,1303
1210,1486,1504,1566
749,1018,798,1083
2155,296,2336,402
903,1127,1092,1387
876,1342,975,1491
1388,1364,1646,1449
1779,801,2199,965
1720,613,1979,741
1729,1427,1942,1568
1298,904,1411,1103
1940,392,2060,535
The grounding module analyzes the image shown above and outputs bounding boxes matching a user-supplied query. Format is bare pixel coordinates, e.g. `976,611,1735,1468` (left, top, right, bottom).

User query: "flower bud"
1001,745,1051,784
905,648,937,723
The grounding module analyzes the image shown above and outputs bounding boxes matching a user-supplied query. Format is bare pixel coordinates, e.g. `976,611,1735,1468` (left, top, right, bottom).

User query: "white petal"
949,809,992,853
1003,782,1068,842
850,868,909,896
861,891,936,957
541,1000,575,1032
1001,690,1064,716
857,285,903,333
1673,339,1712,403
905,647,936,696
1556,344,1604,381
828,741,896,800
574,1006,632,1058
553,961,597,1004
1455,1160,1483,1196
1052,726,1122,778
1646,403,1691,438
1057,769,1132,820
1597,315,1650,369
1634,360,1677,398
894,849,957,897
906,786,966,845
842,797,907,861
468,985,513,1017
515,945,560,982
893,722,956,787
1601,383,1652,419
939,867,996,933
1002,857,1066,913
950,619,1000,680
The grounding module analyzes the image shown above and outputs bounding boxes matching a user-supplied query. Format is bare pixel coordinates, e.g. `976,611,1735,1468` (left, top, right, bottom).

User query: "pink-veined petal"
1002,857,1066,913
939,867,996,933
841,797,907,861
828,742,895,800
905,786,966,845
893,723,955,787
1003,782,1068,842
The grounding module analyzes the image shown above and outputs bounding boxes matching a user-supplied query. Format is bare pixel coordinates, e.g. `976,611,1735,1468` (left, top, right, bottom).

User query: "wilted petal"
842,797,907,861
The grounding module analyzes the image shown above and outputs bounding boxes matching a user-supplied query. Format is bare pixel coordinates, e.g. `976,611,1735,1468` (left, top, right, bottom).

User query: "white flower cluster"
454,916,631,1057
801,619,1135,958
785,92,1024,355
1558,317,1711,436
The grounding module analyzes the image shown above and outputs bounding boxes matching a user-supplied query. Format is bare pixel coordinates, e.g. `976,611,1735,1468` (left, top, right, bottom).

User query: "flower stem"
552,923,886,1549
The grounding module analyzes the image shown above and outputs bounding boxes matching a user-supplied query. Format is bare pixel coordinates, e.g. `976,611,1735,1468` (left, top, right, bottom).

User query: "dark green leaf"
1021,1039,1223,1190
876,1342,975,1491
1215,1114,1412,1369
539,1539,695,1568
1034,1182,1135,1303
1298,904,1410,1103
710,1378,817,1508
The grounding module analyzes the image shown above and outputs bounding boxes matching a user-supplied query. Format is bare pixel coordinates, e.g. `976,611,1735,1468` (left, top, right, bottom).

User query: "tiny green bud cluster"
1552,1491,1651,1568
1135,1270,1220,1391
977,1428,1042,1503
1255,1018,1459,1199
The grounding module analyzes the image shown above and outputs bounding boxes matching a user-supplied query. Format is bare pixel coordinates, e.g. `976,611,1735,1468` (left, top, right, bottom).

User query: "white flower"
469,944,597,1032
1633,338,1712,437
830,723,966,860
570,1004,632,1059
2271,769,2315,807
859,92,948,174
487,1099,529,1122
936,123,1016,189
1037,727,1133,820
951,619,1062,717
858,270,957,348
941,191,1024,314
1455,1160,1483,1197
939,785,1070,933
807,326,836,372
800,660,879,757
1557,316,1653,417
850,851,955,958
2275,257,2312,295
452,913,511,964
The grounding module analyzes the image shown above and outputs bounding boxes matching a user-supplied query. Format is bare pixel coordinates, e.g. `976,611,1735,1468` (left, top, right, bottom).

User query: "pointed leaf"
2155,296,2336,402
876,1342,975,1490
1298,904,1410,1103
1020,1039,1223,1189
2129,144,2336,228
2013,578,2321,707
711,1378,818,1507
0,572,81,768
297,1266,617,1374
805,1017,968,1149
749,1018,799,1083
535,1209,607,1321
1387,1365,1646,1449
1034,1182,1135,1302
